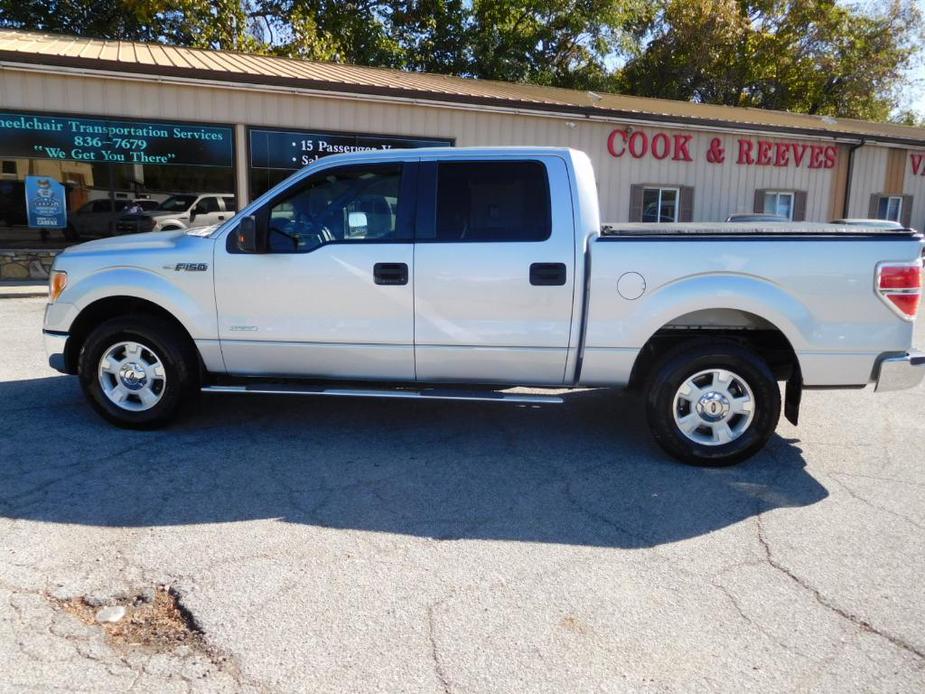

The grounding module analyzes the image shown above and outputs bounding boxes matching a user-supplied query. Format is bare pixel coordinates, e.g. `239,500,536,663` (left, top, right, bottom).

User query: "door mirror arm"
235,215,267,253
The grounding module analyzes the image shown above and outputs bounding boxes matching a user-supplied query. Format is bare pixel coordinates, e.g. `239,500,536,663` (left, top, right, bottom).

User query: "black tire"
645,340,781,467
78,316,199,429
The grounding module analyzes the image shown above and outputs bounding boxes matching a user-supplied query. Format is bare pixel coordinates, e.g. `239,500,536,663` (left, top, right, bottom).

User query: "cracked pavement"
1,296,923,692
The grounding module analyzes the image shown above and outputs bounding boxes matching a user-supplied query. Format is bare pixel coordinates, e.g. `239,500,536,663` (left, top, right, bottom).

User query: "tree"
0,0,166,41
0,0,263,50
1,0,921,121
255,0,648,86
465,0,651,90
620,0,923,121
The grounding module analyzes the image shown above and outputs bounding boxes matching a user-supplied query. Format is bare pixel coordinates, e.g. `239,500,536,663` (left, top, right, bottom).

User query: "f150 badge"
168,263,209,271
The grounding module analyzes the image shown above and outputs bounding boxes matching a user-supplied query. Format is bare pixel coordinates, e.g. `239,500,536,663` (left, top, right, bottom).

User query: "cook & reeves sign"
606,128,839,169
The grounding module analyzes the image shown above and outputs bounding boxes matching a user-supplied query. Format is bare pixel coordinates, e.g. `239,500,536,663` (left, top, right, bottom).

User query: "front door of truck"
413,156,576,384
213,161,416,380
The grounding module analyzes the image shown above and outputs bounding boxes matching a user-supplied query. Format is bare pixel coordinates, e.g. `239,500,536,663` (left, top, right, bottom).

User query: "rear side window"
434,161,551,242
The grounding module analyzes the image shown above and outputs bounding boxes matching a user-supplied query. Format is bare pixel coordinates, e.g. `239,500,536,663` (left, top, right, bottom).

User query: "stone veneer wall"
0,249,61,280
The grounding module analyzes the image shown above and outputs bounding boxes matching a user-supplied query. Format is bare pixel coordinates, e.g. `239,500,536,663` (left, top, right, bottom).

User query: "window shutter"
793,191,808,221
679,186,694,222
753,189,766,213
901,195,913,228
869,194,880,218
628,184,644,222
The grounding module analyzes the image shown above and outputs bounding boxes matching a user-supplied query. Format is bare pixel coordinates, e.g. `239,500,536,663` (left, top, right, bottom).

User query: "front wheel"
78,316,198,429
645,340,781,467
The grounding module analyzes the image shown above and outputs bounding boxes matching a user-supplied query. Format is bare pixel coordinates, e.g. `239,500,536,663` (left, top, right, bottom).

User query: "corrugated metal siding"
847,147,889,218
0,68,898,224
884,148,906,194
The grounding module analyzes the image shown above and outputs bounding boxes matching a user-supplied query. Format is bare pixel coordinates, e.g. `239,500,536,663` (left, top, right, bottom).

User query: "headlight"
48,270,68,303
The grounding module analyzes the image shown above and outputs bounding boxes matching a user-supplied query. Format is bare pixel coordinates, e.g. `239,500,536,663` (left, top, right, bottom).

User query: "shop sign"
24,176,67,229
0,112,233,167
606,128,838,170
250,128,453,169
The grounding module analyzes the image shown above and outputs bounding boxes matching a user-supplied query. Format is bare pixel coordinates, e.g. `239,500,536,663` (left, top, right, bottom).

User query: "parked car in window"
116,194,236,234
65,198,160,240
725,213,788,223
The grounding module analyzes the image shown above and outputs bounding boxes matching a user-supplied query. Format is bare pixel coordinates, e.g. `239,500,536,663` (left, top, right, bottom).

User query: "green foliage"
620,0,923,121
464,0,650,90
0,0,921,121
0,0,262,50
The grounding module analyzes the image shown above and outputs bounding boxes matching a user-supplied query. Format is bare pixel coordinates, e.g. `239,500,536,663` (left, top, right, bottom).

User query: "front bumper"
43,330,69,373
875,351,925,392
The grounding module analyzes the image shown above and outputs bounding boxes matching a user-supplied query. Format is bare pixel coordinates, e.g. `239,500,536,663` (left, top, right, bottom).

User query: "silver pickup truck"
42,147,923,466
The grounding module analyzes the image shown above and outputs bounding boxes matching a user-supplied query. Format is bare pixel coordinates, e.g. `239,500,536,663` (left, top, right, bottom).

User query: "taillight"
877,262,922,319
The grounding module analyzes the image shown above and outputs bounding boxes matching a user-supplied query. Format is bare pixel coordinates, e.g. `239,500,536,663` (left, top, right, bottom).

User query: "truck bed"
581,230,922,388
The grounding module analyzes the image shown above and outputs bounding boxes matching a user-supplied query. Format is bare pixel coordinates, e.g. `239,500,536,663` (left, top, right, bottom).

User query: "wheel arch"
64,295,200,376
628,308,801,391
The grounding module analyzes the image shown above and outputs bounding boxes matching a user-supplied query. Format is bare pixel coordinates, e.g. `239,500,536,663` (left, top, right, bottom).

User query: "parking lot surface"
1,295,923,692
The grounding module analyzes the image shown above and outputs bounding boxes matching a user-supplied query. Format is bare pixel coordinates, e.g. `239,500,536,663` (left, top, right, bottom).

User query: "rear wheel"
645,340,781,466
78,316,198,429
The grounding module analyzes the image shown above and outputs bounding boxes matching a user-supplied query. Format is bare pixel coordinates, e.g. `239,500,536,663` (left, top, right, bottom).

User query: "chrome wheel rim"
672,368,755,446
97,341,167,412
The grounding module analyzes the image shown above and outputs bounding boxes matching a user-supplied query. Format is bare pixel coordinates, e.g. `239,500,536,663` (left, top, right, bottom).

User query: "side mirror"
347,211,368,237
235,215,265,253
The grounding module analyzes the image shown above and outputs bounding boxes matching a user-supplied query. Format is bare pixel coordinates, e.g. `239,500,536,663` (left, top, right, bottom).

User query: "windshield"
157,195,197,212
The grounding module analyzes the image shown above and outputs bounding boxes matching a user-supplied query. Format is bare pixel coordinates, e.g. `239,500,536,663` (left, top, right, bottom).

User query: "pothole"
53,586,208,655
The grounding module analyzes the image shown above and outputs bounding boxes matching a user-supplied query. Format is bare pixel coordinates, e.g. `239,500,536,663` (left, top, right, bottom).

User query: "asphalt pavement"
1,296,923,692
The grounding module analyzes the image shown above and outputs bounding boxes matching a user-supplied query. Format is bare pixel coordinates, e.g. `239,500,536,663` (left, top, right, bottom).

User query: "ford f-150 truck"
42,147,924,466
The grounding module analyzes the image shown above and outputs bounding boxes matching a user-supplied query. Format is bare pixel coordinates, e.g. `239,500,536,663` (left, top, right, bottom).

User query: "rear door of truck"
413,155,576,384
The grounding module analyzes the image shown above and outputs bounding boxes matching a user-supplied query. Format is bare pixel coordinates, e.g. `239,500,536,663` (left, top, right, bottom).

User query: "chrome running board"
201,383,564,405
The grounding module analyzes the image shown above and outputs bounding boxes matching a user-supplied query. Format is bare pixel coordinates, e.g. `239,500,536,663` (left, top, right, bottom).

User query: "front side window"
196,196,221,214
877,195,903,222
434,161,550,242
763,191,794,220
266,164,403,252
642,187,678,223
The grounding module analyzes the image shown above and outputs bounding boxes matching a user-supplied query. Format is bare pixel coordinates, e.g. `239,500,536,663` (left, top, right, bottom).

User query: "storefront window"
641,187,678,223
762,191,795,220
877,195,903,222
0,112,234,248
248,128,452,200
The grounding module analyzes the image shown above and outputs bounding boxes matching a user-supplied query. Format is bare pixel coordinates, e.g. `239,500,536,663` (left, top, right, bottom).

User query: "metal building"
1,28,924,270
